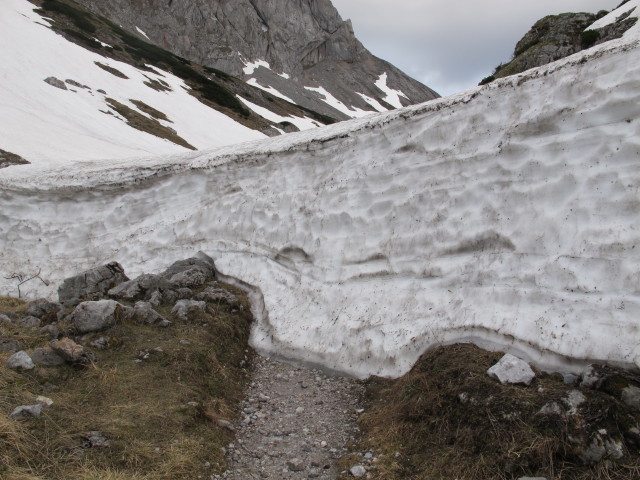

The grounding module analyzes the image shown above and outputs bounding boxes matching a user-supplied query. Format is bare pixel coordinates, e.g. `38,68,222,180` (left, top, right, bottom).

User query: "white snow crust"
304,86,375,118
587,0,640,34
0,0,264,166
135,26,150,40
243,59,271,75
374,72,409,109
237,96,322,131
246,78,295,103
1,4,640,379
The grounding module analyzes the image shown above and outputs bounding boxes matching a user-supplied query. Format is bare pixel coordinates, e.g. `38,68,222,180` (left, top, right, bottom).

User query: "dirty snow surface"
1,3,639,379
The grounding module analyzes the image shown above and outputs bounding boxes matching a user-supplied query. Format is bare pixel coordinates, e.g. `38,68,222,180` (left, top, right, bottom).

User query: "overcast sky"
331,0,622,96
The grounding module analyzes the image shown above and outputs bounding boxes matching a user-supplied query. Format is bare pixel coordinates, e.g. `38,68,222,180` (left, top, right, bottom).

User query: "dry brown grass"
356,344,640,480
106,98,195,150
0,283,253,479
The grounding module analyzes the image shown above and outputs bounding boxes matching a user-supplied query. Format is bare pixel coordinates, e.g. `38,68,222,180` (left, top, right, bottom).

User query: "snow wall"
1,28,639,378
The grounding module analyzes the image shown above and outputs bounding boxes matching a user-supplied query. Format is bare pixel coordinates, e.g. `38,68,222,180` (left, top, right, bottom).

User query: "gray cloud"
332,0,621,96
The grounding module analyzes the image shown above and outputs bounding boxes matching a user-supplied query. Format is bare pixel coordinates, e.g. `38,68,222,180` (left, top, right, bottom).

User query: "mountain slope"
72,0,440,120
0,0,343,165
2,4,639,379
481,0,638,83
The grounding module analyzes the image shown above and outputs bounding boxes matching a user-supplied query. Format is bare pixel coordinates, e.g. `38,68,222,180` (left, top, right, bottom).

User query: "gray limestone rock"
58,262,129,306
17,316,42,328
81,431,111,448
108,273,168,301
286,458,305,472
193,286,238,304
68,300,124,333
6,350,35,370
31,347,66,367
40,324,60,339
486,9,637,83
26,298,63,323
0,314,10,324
9,404,43,419
73,0,439,120
487,353,535,386
133,301,171,327
50,337,95,364
350,465,366,477
0,337,21,353
168,268,208,288
622,386,640,411
44,76,67,90
171,299,206,321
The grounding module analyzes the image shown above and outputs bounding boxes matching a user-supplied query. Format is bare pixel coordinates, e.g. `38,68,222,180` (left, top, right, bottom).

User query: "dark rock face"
73,0,438,119
58,262,129,307
483,7,637,83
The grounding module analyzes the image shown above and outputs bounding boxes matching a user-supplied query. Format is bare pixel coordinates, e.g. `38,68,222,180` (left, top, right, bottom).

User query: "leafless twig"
4,267,49,298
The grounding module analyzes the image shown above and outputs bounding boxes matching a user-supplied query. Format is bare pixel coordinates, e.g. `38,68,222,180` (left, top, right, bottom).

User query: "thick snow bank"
1,16,639,378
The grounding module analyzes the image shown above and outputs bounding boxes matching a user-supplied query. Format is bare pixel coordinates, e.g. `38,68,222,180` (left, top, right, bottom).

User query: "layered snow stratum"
1,3,639,378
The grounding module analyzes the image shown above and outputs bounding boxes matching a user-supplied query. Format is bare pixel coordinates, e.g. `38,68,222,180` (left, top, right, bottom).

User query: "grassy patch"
143,78,171,92
0,283,253,479
0,150,30,169
129,100,171,122
94,62,129,80
106,98,195,150
357,344,640,480
41,0,96,33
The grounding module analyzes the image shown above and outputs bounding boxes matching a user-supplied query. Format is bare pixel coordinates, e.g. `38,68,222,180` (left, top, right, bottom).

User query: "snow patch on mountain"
237,96,322,131
246,78,295,103
374,73,409,109
243,59,271,75
356,93,388,113
304,86,374,118
588,0,640,33
0,0,264,166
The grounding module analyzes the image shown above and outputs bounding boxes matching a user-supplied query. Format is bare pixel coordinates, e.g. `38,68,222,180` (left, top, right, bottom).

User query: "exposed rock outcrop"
73,0,439,119
58,262,129,307
481,4,638,83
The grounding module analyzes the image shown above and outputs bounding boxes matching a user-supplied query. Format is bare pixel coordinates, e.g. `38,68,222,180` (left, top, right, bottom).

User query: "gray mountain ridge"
73,0,440,120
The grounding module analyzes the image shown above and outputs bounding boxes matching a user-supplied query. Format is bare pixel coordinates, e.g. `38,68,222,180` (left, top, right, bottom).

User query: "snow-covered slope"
0,0,268,165
1,3,639,379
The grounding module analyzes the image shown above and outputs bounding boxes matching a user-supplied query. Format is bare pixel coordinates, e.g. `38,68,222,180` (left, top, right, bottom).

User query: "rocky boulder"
108,252,217,302
9,404,43,419
133,301,171,327
6,351,35,371
25,298,63,323
0,337,21,353
171,299,206,321
50,337,95,364
58,262,129,307
487,353,536,386
67,300,125,333
31,347,66,367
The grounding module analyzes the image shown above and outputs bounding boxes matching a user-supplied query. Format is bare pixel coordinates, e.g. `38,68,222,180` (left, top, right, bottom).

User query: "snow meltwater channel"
1,4,640,379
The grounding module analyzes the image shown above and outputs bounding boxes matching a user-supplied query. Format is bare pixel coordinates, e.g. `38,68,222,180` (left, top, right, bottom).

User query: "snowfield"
0,0,264,166
1,3,639,378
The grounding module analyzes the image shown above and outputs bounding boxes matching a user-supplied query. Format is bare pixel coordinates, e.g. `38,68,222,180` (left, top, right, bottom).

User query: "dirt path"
218,355,366,479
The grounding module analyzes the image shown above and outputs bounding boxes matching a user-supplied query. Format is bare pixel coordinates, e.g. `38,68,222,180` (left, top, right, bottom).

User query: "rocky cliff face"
482,3,638,83
73,0,439,120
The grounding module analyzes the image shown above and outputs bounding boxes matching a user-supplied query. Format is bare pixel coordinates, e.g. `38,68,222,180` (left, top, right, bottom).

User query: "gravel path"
219,355,366,479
